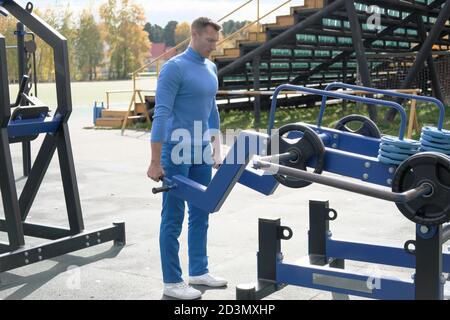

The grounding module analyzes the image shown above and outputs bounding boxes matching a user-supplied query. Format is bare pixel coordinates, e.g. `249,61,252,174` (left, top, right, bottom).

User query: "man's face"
191,25,219,58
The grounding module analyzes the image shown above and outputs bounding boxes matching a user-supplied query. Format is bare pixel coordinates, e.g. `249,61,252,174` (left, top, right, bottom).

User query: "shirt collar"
186,46,206,64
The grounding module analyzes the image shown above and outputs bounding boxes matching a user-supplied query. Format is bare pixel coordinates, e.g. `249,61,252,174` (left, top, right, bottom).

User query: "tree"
56,4,78,80
174,22,190,47
144,22,164,43
32,6,77,82
0,15,19,83
222,20,250,36
33,8,57,82
0,8,57,83
100,0,151,79
75,9,104,80
163,21,178,47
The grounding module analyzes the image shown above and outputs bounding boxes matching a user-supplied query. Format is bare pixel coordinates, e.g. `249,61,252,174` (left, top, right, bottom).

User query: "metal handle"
253,157,431,203
152,177,176,194
267,84,409,140
320,82,446,131
258,152,297,163
152,186,171,194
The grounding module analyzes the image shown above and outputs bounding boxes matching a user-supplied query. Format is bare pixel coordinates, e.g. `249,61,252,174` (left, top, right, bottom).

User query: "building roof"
151,43,176,59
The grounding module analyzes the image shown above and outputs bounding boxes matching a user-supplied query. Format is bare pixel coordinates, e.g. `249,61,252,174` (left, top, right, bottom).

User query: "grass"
125,101,449,140
219,101,450,140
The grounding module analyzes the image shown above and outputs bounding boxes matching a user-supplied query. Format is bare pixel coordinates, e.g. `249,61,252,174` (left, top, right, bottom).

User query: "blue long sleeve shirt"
151,47,220,146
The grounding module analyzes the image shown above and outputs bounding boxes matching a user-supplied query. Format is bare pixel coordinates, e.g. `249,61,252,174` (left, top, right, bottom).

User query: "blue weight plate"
421,131,450,144
420,132,450,144
379,144,419,155
421,126,450,139
420,145,450,155
378,149,411,161
381,135,420,148
378,154,402,165
420,138,450,150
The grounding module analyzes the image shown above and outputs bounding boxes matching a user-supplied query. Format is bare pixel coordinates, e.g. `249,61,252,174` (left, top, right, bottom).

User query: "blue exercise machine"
238,83,450,300
154,80,450,299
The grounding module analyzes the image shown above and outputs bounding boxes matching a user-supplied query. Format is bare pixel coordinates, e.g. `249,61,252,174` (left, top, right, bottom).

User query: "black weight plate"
392,152,450,226
267,123,325,188
335,114,381,139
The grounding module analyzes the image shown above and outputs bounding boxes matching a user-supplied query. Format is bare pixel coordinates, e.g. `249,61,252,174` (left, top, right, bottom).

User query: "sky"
15,0,305,26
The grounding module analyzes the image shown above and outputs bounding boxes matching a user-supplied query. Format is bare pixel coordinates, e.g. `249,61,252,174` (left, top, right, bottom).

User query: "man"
147,17,226,300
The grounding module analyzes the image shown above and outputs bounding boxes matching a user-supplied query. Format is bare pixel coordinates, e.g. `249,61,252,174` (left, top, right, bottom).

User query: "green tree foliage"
144,22,164,43
75,9,103,80
163,21,178,47
100,0,152,79
222,20,251,36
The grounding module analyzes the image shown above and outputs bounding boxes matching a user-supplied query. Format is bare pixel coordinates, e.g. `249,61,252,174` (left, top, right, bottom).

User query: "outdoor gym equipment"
238,83,450,300
154,81,450,299
0,0,125,274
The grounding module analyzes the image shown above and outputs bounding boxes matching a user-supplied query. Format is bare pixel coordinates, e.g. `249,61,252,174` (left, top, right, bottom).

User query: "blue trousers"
160,143,212,283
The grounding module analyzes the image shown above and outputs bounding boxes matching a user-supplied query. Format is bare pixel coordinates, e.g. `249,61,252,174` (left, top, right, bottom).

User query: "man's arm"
148,61,181,181
148,142,163,181
208,98,222,169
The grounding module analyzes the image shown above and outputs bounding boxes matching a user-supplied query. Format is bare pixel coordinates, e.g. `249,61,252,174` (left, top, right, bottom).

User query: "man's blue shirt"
151,47,220,145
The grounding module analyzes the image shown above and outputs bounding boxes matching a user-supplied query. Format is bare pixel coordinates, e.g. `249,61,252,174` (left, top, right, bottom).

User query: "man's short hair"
191,17,221,33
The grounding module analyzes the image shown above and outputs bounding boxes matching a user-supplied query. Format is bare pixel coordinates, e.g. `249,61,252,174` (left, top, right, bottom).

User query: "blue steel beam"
326,238,450,272
7,117,62,138
166,130,278,213
320,82,446,130
287,124,381,158
268,84,408,140
277,261,415,300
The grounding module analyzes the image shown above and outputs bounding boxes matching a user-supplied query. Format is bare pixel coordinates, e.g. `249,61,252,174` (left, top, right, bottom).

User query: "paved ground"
0,108,448,300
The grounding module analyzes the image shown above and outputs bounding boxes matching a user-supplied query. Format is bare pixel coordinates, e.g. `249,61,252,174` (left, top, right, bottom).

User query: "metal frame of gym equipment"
7,20,38,177
235,84,450,300
237,199,449,300
154,82,450,299
0,0,125,274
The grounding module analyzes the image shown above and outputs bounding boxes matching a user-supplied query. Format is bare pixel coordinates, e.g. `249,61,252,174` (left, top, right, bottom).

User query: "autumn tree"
33,8,57,82
100,0,151,79
0,15,19,82
75,9,103,80
174,22,190,50
56,5,78,79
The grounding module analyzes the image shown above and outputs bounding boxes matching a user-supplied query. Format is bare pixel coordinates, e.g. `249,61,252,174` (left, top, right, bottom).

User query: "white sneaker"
163,282,202,300
189,273,228,287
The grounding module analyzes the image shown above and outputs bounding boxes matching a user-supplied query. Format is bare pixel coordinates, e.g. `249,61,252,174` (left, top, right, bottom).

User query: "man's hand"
211,134,222,169
212,147,222,169
147,161,165,182
149,142,164,181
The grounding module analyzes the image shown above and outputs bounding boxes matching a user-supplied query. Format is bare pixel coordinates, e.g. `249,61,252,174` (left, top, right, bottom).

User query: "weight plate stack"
420,126,450,156
378,136,420,166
